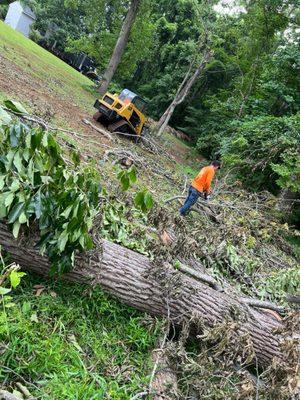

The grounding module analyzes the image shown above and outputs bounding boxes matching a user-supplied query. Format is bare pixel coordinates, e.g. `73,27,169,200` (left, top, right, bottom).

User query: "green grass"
0,21,96,112
0,273,161,399
0,21,89,84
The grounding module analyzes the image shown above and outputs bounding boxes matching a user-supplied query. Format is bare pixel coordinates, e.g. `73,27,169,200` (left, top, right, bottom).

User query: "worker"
179,160,221,216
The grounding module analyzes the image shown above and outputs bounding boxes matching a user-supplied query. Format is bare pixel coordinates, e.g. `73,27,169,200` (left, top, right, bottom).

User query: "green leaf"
120,175,130,191
12,221,21,238
8,202,24,224
41,176,53,184
134,191,144,207
79,235,85,248
6,149,16,169
117,170,125,180
10,270,26,288
71,151,81,167
58,231,69,252
0,175,5,191
0,202,7,219
85,235,93,250
4,100,28,115
128,167,137,183
61,205,73,219
5,302,16,308
13,151,23,173
0,107,12,125
22,301,31,314
10,125,20,148
25,133,31,148
5,192,14,208
144,192,154,210
0,287,11,295
23,148,30,162
10,179,20,192
19,212,28,224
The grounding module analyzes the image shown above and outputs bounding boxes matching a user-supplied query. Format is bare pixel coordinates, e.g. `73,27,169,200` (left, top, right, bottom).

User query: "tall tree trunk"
98,0,141,96
0,221,284,368
156,49,212,136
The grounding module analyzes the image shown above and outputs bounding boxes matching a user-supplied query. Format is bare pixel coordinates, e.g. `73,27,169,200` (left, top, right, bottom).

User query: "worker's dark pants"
179,186,202,216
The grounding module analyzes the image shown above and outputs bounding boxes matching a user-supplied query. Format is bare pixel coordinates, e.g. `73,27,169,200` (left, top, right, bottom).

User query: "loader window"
118,89,135,102
130,110,140,127
132,97,147,112
103,95,114,105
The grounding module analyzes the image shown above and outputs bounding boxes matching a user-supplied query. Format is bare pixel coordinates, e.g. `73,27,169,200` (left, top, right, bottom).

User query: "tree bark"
98,0,141,96
156,49,212,136
0,221,283,368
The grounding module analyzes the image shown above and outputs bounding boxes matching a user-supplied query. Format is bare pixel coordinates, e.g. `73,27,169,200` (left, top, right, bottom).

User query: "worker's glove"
204,192,210,201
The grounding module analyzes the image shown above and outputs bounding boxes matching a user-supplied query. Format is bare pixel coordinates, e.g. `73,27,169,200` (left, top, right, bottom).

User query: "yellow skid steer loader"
93,89,147,142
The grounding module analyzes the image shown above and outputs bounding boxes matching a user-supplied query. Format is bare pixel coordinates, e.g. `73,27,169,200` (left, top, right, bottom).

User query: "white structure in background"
5,1,36,37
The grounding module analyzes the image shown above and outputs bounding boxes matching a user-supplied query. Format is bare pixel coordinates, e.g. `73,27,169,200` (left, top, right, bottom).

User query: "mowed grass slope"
0,21,95,119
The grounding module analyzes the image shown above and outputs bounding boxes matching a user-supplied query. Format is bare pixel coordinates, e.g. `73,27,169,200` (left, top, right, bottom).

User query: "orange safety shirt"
191,165,215,193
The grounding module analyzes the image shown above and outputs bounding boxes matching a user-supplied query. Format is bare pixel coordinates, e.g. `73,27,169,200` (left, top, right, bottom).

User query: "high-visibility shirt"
191,165,215,193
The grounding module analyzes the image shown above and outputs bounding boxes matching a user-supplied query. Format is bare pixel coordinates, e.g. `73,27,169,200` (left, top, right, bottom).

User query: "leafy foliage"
258,267,300,302
101,201,149,254
0,4,8,20
221,113,300,192
116,166,154,212
134,189,154,213
25,0,90,52
0,112,101,274
117,166,137,191
0,250,26,337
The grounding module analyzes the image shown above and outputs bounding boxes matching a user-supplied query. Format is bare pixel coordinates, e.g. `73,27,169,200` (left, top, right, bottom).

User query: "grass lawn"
0,270,161,399
0,21,96,118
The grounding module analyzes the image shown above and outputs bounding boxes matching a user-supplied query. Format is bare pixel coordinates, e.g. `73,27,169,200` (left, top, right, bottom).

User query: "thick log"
0,222,282,368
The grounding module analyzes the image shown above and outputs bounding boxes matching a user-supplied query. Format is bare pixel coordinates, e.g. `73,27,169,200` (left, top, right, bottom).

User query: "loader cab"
116,89,147,131
118,89,147,113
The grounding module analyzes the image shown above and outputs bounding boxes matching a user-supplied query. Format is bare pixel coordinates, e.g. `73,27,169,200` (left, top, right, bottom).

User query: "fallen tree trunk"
0,222,282,368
